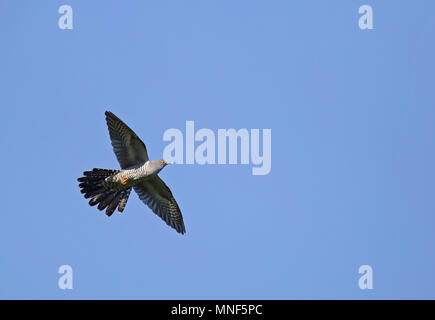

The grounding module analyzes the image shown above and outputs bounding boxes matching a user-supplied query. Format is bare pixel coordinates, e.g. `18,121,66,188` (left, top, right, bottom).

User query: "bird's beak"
165,161,172,165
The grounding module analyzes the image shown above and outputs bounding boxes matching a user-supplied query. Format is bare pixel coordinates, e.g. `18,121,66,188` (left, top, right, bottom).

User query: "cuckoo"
78,111,186,234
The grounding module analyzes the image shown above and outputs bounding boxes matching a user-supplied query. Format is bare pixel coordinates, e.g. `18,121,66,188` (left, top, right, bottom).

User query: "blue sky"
1,0,435,299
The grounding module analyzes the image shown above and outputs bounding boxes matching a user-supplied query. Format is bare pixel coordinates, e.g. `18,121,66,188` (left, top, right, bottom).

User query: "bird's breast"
103,166,150,190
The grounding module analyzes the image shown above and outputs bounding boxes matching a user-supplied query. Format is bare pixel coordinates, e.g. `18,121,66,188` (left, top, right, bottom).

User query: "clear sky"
1,0,435,299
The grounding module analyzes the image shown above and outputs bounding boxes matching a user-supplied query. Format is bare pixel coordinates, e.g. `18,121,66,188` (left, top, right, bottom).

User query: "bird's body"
77,111,186,234
103,160,164,191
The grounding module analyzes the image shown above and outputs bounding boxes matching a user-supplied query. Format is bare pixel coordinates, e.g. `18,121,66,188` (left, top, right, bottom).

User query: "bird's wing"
134,176,186,234
105,111,149,169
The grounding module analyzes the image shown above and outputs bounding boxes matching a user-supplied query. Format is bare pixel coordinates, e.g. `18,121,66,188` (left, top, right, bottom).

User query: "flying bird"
77,111,186,234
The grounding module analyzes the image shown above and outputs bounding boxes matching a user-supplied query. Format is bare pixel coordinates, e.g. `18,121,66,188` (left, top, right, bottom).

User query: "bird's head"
149,159,172,174
160,159,172,167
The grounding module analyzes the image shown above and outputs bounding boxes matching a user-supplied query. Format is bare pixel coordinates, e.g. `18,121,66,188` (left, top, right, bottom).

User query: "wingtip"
105,110,121,123
178,226,186,235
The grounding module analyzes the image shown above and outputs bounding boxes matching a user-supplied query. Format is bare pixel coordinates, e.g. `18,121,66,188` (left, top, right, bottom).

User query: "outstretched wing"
105,111,149,169
134,176,186,234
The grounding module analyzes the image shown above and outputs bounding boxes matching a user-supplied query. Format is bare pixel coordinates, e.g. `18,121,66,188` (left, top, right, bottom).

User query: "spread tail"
77,168,132,216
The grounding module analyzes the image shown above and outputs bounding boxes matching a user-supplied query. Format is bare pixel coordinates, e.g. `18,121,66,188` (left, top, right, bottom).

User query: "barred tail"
77,168,132,216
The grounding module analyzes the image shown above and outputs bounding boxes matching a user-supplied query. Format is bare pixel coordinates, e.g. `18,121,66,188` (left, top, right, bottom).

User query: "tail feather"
90,190,112,207
106,193,123,216
84,187,107,199
97,191,118,211
77,168,132,216
118,189,131,213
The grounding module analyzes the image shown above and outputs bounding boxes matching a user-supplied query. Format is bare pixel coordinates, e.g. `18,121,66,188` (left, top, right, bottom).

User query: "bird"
77,111,186,234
